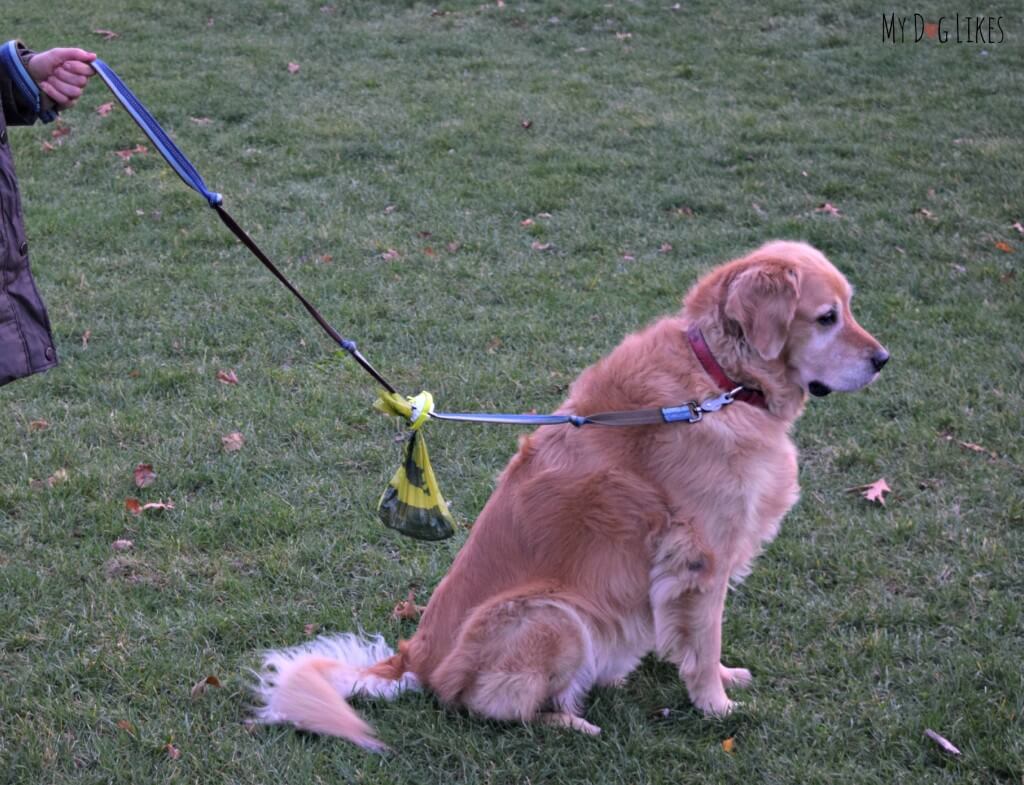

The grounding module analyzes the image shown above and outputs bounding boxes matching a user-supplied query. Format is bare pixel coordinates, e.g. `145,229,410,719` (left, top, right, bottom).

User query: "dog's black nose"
871,349,890,372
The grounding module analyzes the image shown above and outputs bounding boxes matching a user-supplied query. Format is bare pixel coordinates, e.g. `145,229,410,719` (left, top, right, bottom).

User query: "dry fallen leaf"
51,124,71,140
115,719,135,734
941,433,1000,461
924,728,961,756
47,468,69,487
93,29,120,40
304,623,318,637
721,737,736,754
190,116,213,126
392,590,426,620
446,242,461,254
81,329,92,349
287,62,301,74
190,675,223,699
96,102,114,117
29,419,49,432
520,119,533,130
216,369,239,385
112,539,134,552
994,241,1013,253
222,432,245,452
125,497,174,515
815,202,841,216
846,478,891,506
520,218,535,227
1012,221,1024,236
381,248,401,261
659,243,673,254
163,742,181,760
41,141,55,153
134,463,157,489
115,144,148,161
531,241,552,252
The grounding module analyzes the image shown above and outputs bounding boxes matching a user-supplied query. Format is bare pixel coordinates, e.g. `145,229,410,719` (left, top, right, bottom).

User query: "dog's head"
721,241,889,397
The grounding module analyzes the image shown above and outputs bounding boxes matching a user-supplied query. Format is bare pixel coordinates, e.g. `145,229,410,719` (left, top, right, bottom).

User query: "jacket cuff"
0,40,58,123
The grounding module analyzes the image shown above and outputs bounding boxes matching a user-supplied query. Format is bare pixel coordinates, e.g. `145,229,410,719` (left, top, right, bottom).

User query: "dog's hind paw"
719,665,752,689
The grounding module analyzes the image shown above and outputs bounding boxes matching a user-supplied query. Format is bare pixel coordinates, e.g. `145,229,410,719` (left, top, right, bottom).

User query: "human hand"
25,47,97,109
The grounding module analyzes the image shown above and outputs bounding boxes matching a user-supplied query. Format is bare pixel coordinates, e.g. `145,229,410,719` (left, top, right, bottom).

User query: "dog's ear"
724,263,800,361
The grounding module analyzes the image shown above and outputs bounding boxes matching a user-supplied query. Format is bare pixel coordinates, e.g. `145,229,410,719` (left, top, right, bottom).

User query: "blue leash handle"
90,59,222,207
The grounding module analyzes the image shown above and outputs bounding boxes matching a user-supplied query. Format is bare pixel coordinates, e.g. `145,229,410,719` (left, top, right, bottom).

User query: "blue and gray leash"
90,59,739,429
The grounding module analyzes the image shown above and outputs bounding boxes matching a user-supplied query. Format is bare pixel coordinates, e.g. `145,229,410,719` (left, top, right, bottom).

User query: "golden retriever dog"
253,240,889,749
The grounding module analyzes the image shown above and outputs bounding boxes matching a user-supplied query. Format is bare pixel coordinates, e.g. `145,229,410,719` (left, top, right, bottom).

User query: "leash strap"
430,386,738,428
90,59,398,394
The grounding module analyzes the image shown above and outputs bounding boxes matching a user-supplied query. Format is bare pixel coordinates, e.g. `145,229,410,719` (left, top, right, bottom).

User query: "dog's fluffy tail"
252,633,418,751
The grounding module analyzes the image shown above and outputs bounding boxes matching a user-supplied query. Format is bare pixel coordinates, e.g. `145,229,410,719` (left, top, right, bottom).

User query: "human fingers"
62,59,98,78
39,79,81,107
48,47,98,66
52,65,90,89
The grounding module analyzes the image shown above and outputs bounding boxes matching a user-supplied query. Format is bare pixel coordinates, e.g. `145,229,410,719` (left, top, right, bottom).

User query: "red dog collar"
686,325,769,410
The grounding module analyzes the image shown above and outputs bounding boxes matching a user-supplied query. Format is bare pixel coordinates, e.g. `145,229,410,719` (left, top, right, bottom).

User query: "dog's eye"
816,310,837,326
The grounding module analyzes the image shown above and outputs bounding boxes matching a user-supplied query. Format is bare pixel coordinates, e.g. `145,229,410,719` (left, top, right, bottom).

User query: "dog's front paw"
694,693,737,717
719,664,752,689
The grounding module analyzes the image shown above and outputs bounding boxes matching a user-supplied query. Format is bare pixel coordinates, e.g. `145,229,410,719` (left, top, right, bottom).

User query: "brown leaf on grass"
222,432,245,452
41,141,56,153
815,202,842,216
125,497,174,515
112,539,134,552
941,433,1000,461
216,369,239,385
721,737,736,754
381,248,401,261
446,242,461,254
520,218,535,227
658,243,673,254
924,728,961,756
115,719,135,734
846,478,891,506
190,675,223,699
51,124,71,140
916,208,936,220
994,241,1013,253
1012,221,1024,236
531,241,552,252
622,253,636,262
115,144,148,161
287,62,301,74
96,102,114,117
163,742,181,760
520,119,533,130
93,29,120,40
44,468,69,488
304,623,318,637
133,463,157,488
29,419,49,432
190,116,213,126
82,329,92,349
392,590,426,620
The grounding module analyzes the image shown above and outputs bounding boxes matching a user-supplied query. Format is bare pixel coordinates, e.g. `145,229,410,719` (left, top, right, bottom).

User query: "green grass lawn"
2,1,1022,782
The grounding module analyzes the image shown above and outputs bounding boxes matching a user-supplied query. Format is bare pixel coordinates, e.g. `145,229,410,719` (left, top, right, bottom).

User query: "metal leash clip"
698,386,744,414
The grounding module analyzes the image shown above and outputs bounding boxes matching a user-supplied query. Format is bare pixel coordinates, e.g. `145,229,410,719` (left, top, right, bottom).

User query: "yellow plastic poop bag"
374,391,455,541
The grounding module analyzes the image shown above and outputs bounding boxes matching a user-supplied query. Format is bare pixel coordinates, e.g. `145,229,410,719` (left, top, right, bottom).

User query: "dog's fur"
253,241,889,747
